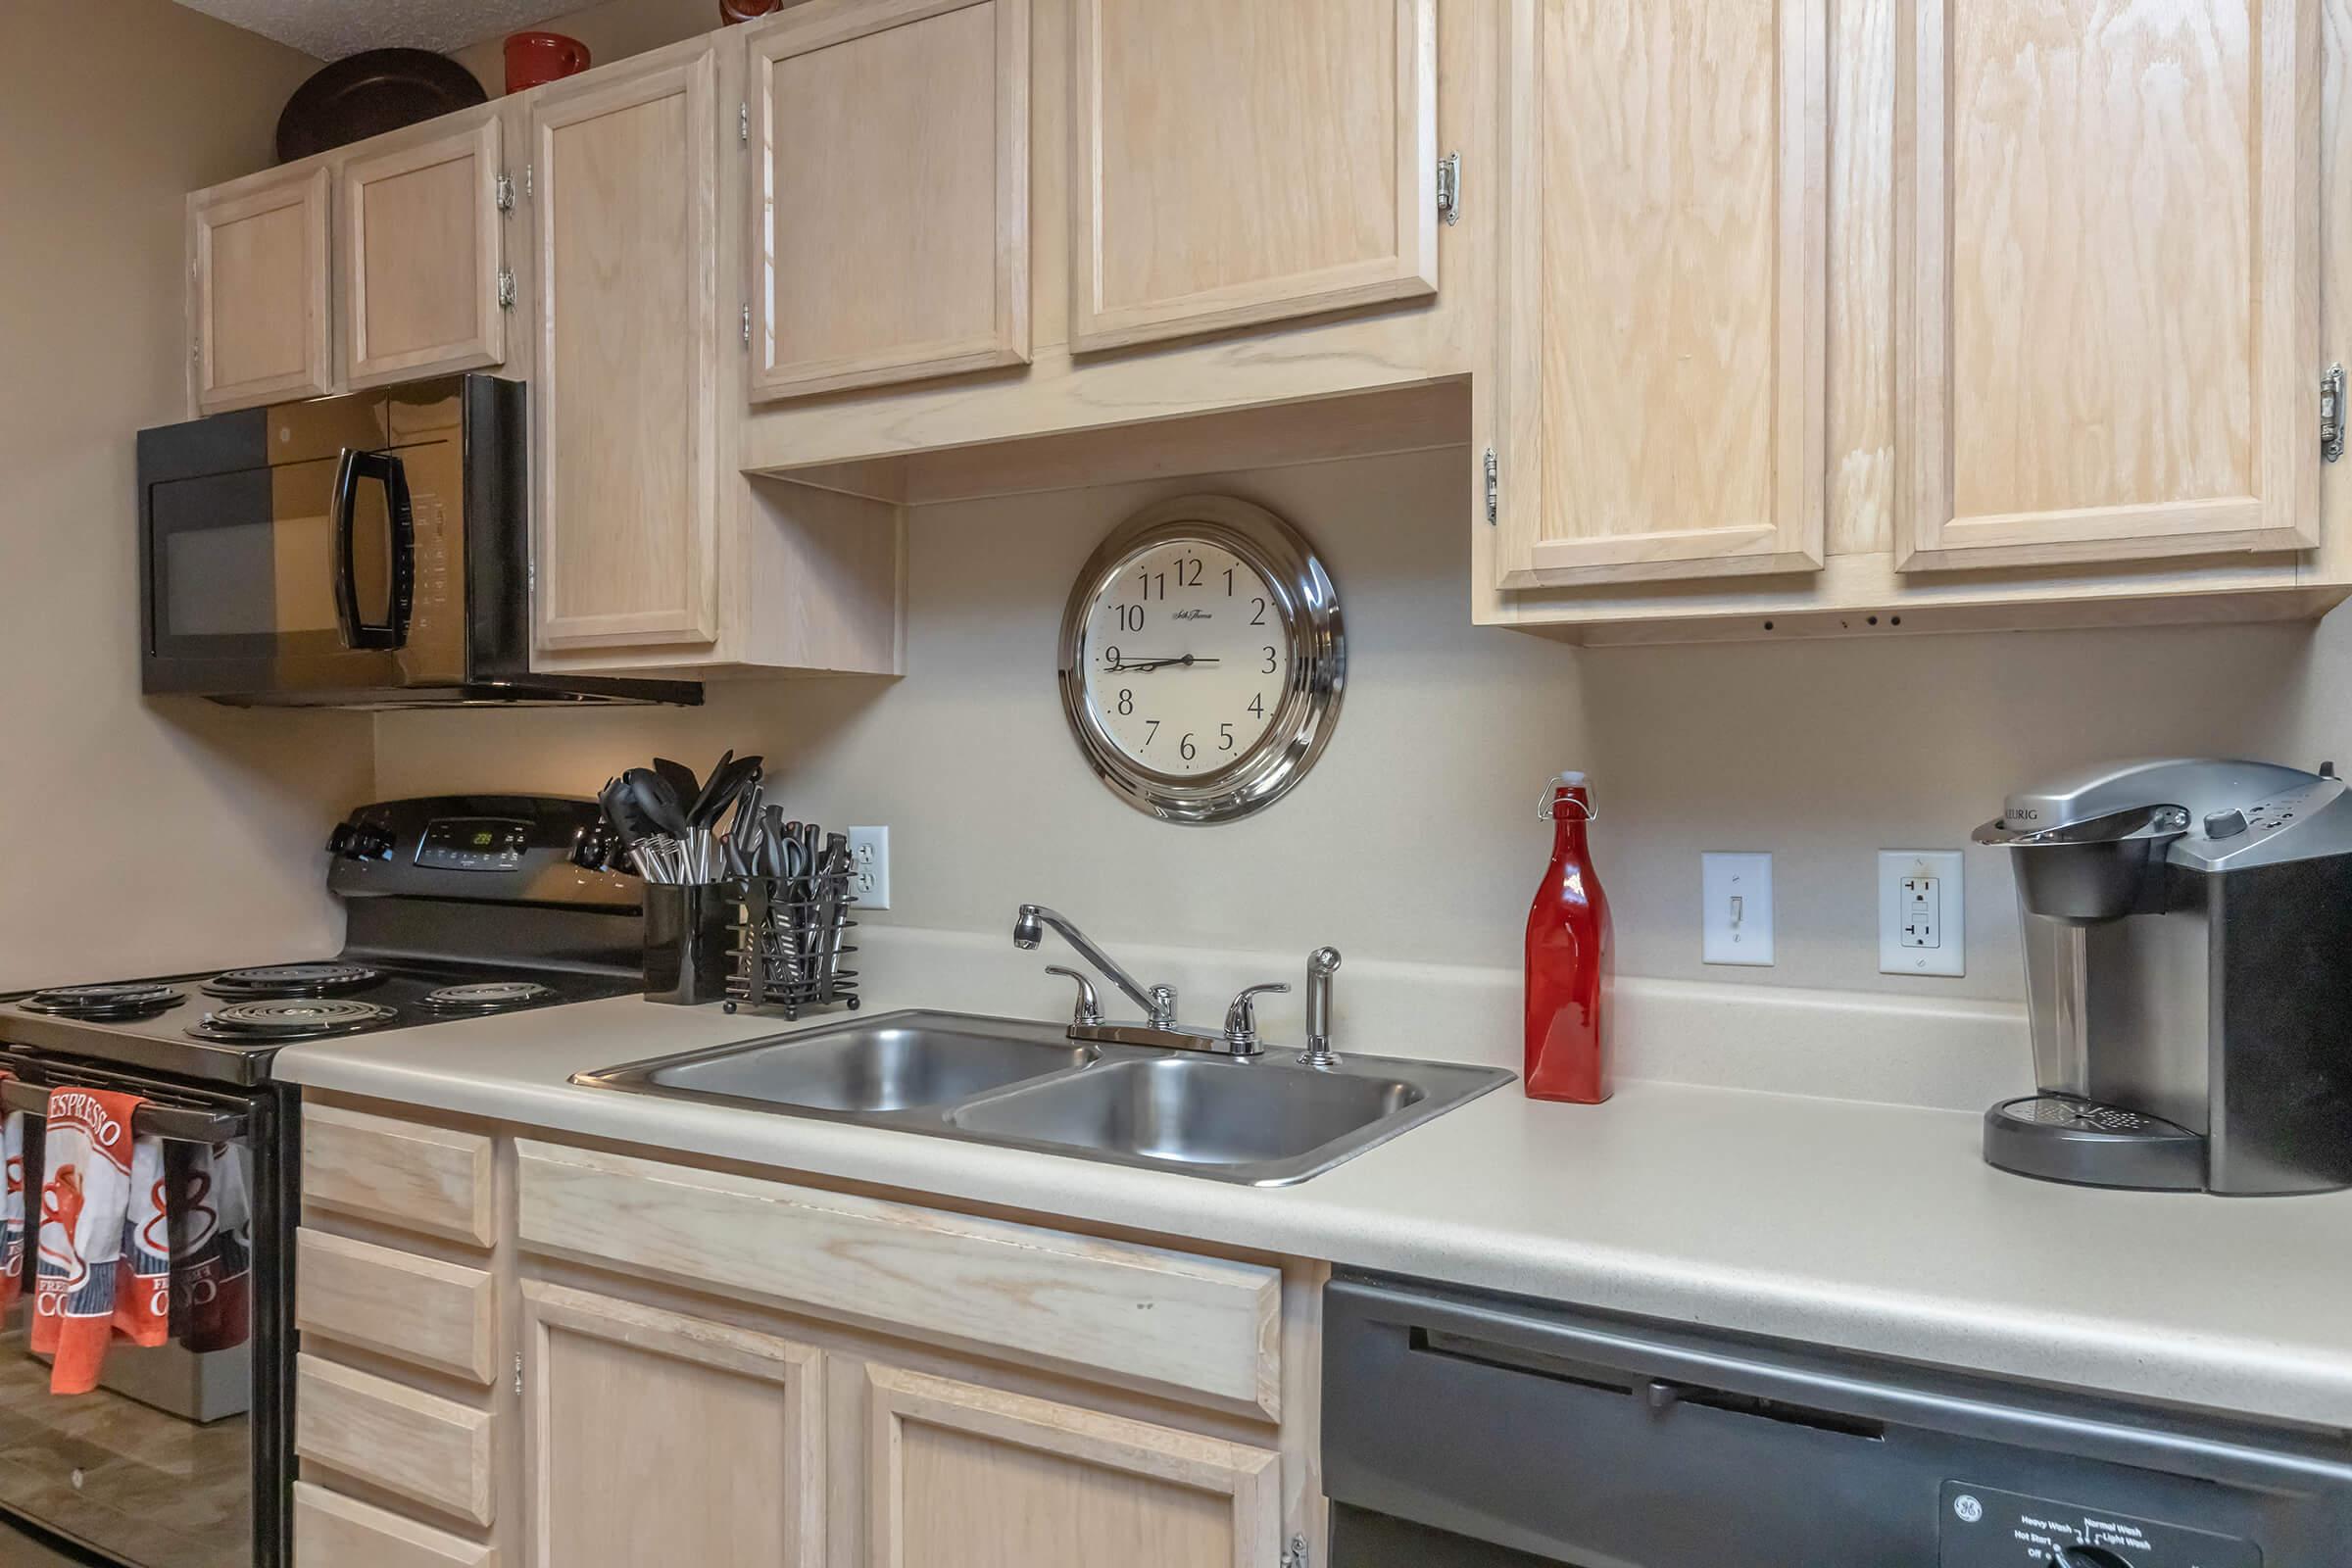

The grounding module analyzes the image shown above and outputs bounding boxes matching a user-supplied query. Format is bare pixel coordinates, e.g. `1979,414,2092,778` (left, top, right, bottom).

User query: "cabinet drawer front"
297,1229,496,1384
304,1105,494,1247
297,1355,495,1526
515,1141,1282,1418
293,1481,497,1568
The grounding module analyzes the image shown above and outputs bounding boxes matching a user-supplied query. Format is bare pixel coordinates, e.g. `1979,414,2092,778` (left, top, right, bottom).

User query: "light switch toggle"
1702,853,1774,966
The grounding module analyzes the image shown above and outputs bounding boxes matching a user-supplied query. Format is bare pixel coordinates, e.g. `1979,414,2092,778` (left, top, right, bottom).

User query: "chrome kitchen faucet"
1016,903,1296,1059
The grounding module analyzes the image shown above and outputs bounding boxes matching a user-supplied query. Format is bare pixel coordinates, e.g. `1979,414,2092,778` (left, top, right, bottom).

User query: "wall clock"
1057,495,1345,824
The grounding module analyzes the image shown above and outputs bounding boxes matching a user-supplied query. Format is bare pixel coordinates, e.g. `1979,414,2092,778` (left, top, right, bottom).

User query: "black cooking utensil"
692,754,764,827
621,767,689,838
652,758,702,810
599,776,660,850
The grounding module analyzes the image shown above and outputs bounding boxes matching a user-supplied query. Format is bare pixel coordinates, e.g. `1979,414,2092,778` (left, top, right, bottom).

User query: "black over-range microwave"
136,374,700,708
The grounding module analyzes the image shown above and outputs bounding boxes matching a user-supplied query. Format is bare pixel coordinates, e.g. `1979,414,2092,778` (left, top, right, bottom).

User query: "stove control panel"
416,817,532,871
327,796,639,908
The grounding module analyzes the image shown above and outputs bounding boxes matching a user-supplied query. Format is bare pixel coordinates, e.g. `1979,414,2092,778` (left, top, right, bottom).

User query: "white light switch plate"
848,826,890,909
1879,850,1963,976
1701,853,1774,966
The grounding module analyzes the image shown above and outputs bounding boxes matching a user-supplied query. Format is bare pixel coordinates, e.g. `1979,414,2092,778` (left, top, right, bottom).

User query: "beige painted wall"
0,0,372,988
376,439,2352,1008
376,450,1590,968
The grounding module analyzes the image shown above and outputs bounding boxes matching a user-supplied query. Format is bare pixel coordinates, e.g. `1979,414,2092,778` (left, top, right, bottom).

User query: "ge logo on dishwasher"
1953,1494,1985,1524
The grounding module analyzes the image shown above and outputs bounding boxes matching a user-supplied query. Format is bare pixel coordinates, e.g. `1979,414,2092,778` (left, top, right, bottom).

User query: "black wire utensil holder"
722,870,859,1019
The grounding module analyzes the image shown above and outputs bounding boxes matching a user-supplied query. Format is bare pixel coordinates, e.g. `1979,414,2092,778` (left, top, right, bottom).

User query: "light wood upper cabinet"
1492,0,1828,590
529,38,726,652
1068,0,1440,354
188,165,333,413
1895,0,2321,571
863,1363,1281,1568
340,115,509,388
519,1282,825,1568
748,0,1030,401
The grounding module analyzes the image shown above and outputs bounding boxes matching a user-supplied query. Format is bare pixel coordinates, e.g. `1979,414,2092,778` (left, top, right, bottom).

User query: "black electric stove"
0,796,645,1568
0,797,645,1085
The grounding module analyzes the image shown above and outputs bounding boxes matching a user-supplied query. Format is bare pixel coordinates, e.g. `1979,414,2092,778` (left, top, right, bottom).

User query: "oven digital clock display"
416,818,531,871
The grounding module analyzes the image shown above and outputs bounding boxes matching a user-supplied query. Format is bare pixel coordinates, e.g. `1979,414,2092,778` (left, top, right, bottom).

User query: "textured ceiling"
172,0,578,60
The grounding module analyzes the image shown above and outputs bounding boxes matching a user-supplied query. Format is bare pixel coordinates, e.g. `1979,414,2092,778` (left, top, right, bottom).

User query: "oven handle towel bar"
0,1079,249,1144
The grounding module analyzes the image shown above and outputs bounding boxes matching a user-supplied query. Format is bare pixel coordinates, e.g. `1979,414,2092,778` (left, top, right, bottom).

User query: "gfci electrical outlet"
1701,853,1774,965
848,826,890,910
1879,850,1963,976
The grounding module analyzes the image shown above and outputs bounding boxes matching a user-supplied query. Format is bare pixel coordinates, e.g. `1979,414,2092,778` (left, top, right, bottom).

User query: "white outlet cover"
848,826,890,910
1700,853,1774,966
1879,850,1963,976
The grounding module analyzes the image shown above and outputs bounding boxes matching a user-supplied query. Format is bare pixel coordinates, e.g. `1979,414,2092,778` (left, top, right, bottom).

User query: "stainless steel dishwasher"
1324,1272,2352,1566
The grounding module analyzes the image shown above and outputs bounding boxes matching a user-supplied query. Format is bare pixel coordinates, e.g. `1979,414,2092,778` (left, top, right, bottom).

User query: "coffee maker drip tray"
1984,1095,2206,1192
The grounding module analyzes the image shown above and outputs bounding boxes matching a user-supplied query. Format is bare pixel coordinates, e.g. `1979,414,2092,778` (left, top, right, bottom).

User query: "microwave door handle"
332,445,361,649
332,447,408,651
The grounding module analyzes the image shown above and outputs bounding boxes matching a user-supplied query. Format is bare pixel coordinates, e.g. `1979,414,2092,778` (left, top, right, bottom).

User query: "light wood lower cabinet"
865,1363,1281,1568
519,1282,826,1567
294,1107,1322,1568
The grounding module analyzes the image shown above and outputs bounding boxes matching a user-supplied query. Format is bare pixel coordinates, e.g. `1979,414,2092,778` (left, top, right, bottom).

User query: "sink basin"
580,1014,1094,1114
950,1058,1423,1170
572,1009,1511,1184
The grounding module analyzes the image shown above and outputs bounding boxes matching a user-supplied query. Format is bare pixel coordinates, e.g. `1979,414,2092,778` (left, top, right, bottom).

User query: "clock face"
1079,538,1289,778
1058,496,1343,824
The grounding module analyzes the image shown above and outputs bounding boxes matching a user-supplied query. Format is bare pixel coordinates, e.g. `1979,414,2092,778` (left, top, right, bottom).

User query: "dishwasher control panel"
1940,1483,2262,1567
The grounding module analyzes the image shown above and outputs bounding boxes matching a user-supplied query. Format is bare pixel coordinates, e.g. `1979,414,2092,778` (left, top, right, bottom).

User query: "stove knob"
2052,1547,2134,1568
2203,808,2248,840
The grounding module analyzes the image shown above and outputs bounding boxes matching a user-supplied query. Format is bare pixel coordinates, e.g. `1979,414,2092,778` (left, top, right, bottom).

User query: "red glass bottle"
1525,772,1612,1102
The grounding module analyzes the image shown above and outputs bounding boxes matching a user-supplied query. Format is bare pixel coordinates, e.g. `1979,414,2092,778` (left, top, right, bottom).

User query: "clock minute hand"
1106,654,1221,672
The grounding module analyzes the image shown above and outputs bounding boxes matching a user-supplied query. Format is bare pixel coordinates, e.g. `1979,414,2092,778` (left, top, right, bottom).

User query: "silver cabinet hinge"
496,269,516,310
741,304,753,348
1280,1536,1309,1568
495,171,515,213
2324,364,2345,464
1437,151,1462,225
512,1351,523,1396
523,163,534,200
1483,446,1498,525
740,102,750,146
190,339,201,367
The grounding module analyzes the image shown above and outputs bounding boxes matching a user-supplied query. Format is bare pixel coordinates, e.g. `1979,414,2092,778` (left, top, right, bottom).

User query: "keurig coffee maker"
1974,758,2352,1195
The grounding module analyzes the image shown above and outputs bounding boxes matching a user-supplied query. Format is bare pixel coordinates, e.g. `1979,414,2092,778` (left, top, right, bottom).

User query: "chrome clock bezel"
1057,495,1345,825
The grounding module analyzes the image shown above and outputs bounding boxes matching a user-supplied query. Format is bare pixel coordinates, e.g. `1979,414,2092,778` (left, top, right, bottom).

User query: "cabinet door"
341,117,508,388
1895,0,2320,570
530,41,724,652
864,1363,1280,1568
1492,0,1828,590
519,1282,824,1568
1068,0,1438,354
188,166,333,413
748,0,1029,401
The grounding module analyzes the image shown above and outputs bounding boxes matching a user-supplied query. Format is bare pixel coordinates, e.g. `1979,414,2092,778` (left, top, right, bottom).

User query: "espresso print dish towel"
30,1088,142,1395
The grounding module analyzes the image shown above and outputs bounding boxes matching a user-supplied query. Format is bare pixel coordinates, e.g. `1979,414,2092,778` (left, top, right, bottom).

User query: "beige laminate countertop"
275,995,2352,1431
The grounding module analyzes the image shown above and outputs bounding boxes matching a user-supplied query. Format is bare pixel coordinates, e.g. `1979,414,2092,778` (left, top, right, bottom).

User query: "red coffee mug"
505,31,591,95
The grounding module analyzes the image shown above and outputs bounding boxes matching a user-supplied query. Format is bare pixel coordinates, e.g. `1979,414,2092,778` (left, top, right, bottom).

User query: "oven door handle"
0,1079,249,1144
331,445,416,653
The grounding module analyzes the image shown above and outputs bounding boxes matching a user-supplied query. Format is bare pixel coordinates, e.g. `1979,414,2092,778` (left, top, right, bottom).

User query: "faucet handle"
1223,983,1291,1056
1044,965,1103,1028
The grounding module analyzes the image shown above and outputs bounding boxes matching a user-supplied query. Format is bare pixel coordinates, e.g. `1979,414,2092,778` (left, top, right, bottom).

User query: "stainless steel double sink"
572,1009,1511,1186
